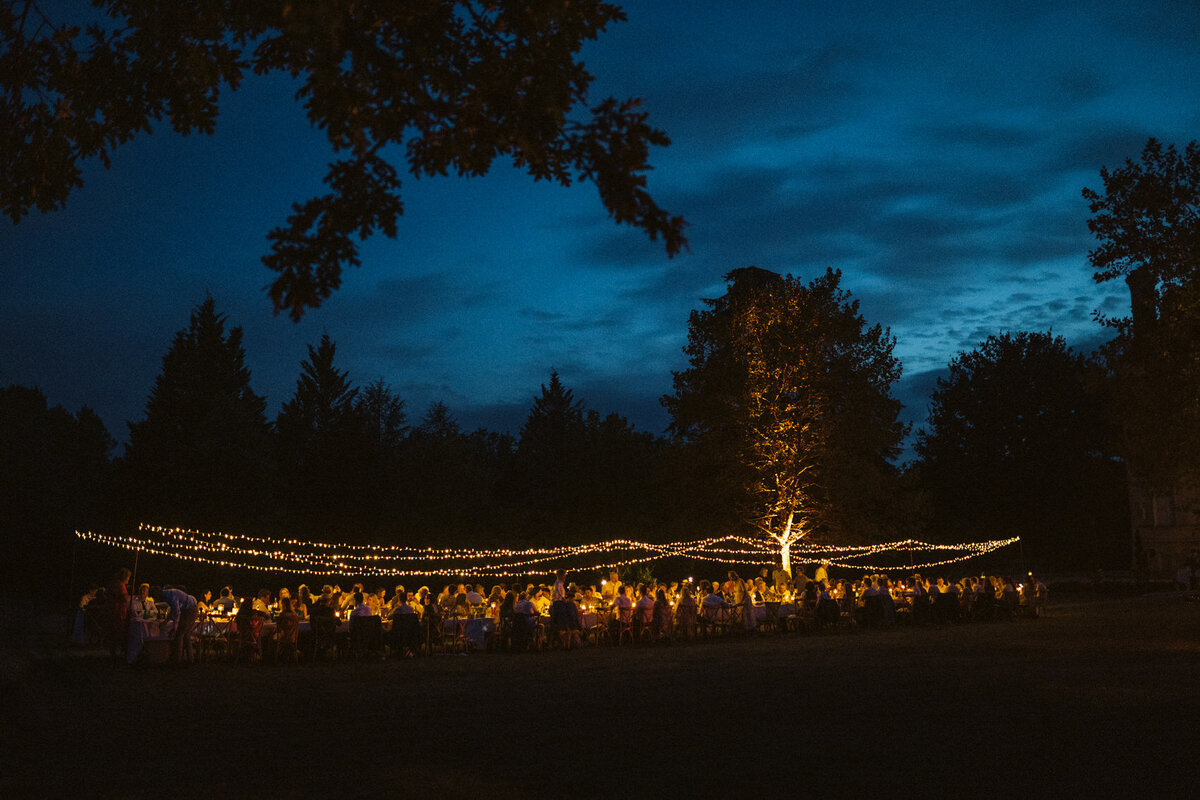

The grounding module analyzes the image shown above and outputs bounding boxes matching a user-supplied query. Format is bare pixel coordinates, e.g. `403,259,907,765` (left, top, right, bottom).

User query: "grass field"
3,594,1199,797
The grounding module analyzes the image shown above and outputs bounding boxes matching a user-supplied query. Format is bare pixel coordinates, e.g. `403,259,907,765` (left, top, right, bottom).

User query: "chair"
585,610,611,646
719,601,746,635
389,613,420,657
441,615,468,654
698,602,724,637
235,613,265,664
815,597,840,628
349,615,384,659
862,594,886,628
310,614,338,661
635,605,655,644
757,602,778,634
275,613,300,663
614,606,635,646
674,602,697,641
196,617,235,662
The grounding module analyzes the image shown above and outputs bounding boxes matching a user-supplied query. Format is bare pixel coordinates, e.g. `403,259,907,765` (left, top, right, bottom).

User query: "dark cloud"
916,120,1043,150
1049,126,1160,175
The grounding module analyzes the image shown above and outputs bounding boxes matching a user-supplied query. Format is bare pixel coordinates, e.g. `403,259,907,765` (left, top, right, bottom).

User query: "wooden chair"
614,606,635,646
349,615,384,660
441,615,468,654
310,614,338,661
275,613,300,663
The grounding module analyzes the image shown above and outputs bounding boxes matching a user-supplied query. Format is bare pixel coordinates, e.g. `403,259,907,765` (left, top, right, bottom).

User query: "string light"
75,524,1021,578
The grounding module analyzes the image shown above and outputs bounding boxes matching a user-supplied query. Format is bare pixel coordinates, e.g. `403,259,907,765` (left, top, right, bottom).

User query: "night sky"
3,2,1199,453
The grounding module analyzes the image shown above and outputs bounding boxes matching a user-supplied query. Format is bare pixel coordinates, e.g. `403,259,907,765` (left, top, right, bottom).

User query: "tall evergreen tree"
355,377,408,526
275,333,367,530
123,296,273,528
516,370,588,520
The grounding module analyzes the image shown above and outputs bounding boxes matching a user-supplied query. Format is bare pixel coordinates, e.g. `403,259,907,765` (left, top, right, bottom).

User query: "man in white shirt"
601,570,621,605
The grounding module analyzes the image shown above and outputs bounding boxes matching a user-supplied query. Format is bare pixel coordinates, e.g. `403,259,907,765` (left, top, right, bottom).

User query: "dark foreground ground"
2,594,1199,797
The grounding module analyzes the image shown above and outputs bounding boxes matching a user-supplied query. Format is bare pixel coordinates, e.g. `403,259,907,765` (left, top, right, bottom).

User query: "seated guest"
389,591,419,657
532,587,551,616
275,597,300,663
436,585,455,613
347,593,382,659
551,587,582,648
350,592,373,617
295,585,312,620
236,594,269,662
700,582,730,610
511,591,539,651
252,589,271,614
613,584,634,619
365,588,383,616
336,584,358,614
675,584,697,639
878,577,896,625
466,584,485,605
212,587,236,615
307,587,337,658
652,588,672,640
451,592,470,618
311,586,335,616
635,585,655,626
196,589,213,615
132,583,158,621
386,585,407,616
816,581,839,626
416,586,433,618
277,587,292,614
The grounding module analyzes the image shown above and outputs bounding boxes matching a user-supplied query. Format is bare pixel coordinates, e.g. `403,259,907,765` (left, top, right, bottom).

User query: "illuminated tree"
1,0,686,319
1083,138,1200,490
664,267,906,574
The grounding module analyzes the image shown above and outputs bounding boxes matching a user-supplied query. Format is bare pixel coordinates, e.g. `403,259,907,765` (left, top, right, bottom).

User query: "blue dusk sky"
2,1,1199,454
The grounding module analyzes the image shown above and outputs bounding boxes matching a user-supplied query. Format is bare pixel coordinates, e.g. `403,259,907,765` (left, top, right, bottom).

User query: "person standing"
158,585,199,665
106,567,131,659
601,570,622,605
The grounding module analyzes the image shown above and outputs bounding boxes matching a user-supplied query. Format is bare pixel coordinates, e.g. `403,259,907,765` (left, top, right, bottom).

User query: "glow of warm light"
74,524,1022,578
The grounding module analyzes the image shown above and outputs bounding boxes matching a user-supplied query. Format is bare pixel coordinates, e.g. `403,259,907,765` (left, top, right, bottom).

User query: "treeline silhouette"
3,297,1130,601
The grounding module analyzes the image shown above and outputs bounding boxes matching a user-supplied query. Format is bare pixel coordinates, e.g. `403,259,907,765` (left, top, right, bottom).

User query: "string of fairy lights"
74,524,1021,578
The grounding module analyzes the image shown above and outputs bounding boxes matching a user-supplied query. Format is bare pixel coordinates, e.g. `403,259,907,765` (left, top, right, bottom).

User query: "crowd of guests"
75,562,1049,665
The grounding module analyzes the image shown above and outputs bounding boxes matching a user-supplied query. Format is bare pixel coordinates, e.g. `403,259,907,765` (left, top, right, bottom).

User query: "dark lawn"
3,594,1199,796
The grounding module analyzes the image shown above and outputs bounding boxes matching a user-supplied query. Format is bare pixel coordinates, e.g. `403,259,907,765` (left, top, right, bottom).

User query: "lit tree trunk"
776,511,796,575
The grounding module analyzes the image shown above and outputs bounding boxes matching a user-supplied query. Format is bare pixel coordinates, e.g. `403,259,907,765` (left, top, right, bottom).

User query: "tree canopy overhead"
1083,138,1200,489
1,0,687,319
